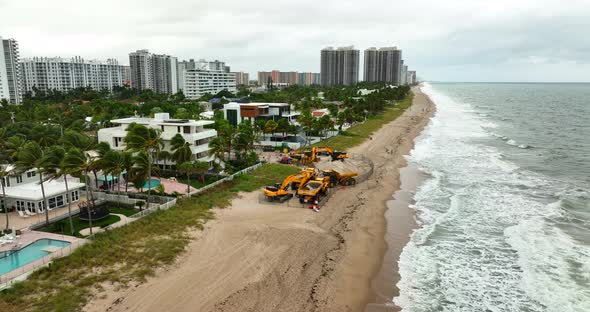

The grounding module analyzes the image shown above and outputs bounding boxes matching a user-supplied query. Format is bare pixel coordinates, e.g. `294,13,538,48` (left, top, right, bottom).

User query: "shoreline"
83,87,435,312
363,87,436,311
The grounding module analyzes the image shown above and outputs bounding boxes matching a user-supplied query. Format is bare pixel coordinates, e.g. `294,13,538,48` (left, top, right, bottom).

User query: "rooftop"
1,180,85,201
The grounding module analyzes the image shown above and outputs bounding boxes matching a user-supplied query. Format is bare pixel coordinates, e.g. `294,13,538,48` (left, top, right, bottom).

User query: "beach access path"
84,87,435,312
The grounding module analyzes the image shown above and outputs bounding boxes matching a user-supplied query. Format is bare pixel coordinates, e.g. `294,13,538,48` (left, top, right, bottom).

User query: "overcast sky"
2,0,590,82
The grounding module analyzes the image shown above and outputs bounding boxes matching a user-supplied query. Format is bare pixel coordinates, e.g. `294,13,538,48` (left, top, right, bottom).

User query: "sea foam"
394,83,590,312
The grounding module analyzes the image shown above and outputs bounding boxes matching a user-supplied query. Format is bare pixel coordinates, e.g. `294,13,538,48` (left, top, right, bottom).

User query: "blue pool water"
142,179,161,189
0,239,71,275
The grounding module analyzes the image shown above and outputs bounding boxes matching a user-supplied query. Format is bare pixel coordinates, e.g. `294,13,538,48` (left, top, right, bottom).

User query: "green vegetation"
0,164,299,312
38,214,121,238
178,175,221,189
314,92,413,150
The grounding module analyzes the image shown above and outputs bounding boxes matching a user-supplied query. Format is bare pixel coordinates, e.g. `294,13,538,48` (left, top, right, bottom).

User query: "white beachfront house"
0,166,85,215
97,113,218,166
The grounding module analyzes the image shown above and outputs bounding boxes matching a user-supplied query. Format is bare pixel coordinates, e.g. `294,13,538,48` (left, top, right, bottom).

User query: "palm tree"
0,163,11,231
171,134,193,166
178,162,194,194
63,148,96,235
208,137,226,162
121,151,134,192
16,142,51,225
94,142,111,189
5,135,27,162
124,123,163,210
43,146,75,235
159,150,172,171
193,161,210,184
102,150,125,207
130,151,155,196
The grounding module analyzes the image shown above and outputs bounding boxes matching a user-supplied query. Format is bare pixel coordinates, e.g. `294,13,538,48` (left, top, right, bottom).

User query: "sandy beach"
84,87,435,312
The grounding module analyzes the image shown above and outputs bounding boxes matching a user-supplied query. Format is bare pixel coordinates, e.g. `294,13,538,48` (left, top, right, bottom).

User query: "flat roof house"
97,113,218,164
0,165,85,215
223,102,299,126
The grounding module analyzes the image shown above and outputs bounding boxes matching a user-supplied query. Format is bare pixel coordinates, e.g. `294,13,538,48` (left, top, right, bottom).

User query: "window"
161,125,165,131
27,171,36,178
48,197,56,209
56,195,64,207
177,126,181,133
16,175,23,183
16,200,25,211
71,191,79,202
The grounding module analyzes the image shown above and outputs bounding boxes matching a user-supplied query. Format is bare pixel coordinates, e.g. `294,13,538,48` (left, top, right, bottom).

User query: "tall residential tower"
0,36,22,104
129,49,178,94
320,46,359,86
363,47,402,85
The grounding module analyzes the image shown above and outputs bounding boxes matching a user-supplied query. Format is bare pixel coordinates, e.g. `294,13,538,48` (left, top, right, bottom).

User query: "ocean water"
395,83,590,312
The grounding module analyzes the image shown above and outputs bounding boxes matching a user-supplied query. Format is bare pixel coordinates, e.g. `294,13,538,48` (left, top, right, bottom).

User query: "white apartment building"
20,56,127,94
182,69,237,99
97,113,218,164
0,36,22,104
0,166,84,214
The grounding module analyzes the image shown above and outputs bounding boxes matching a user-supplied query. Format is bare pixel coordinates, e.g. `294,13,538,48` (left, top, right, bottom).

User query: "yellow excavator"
290,146,349,164
315,146,350,162
264,168,317,202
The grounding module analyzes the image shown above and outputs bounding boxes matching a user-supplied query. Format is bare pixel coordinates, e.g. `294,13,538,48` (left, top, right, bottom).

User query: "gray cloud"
2,0,590,81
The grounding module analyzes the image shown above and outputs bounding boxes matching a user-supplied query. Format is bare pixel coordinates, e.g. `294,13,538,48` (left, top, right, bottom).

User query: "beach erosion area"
84,87,435,312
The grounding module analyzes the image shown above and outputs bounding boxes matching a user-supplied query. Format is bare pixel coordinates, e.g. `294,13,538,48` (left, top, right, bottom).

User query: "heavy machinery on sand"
297,169,358,203
289,146,350,164
263,168,317,202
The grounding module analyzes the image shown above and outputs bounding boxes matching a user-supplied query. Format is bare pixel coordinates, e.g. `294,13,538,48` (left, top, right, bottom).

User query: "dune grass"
314,93,414,151
0,164,300,312
38,214,122,238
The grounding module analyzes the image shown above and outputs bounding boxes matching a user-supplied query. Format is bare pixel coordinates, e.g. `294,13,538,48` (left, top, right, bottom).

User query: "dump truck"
319,169,358,187
296,179,330,203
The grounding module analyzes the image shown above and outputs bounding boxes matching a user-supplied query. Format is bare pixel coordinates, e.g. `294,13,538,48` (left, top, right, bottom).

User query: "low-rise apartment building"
181,69,237,100
97,113,217,164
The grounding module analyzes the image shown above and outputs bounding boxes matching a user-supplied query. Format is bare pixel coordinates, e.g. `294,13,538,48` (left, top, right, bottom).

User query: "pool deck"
121,176,195,194
0,230,86,286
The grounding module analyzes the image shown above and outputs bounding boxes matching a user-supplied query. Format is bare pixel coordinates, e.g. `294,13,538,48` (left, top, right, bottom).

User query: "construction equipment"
297,179,330,203
291,146,349,164
278,156,293,164
263,168,317,202
318,169,358,187
315,146,350,161
289,147,319,164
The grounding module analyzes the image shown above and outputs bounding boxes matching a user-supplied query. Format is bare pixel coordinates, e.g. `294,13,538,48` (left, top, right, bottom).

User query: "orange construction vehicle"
318,169,358,187
315,146,350,161
263,168,317,202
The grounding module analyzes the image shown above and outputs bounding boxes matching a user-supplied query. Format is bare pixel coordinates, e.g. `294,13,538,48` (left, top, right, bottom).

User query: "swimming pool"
142,179,161,189
0,239,71,275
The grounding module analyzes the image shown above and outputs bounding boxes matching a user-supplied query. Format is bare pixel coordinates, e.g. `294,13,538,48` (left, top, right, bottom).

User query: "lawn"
38,214,121,238
107,206,139,217
314,93,414,151
177,175,221,189
0,164,300,312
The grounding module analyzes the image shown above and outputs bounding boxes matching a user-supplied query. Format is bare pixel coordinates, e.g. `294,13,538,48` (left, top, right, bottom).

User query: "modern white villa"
97,113,218,165
0,166,85,215
223,102,300,126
